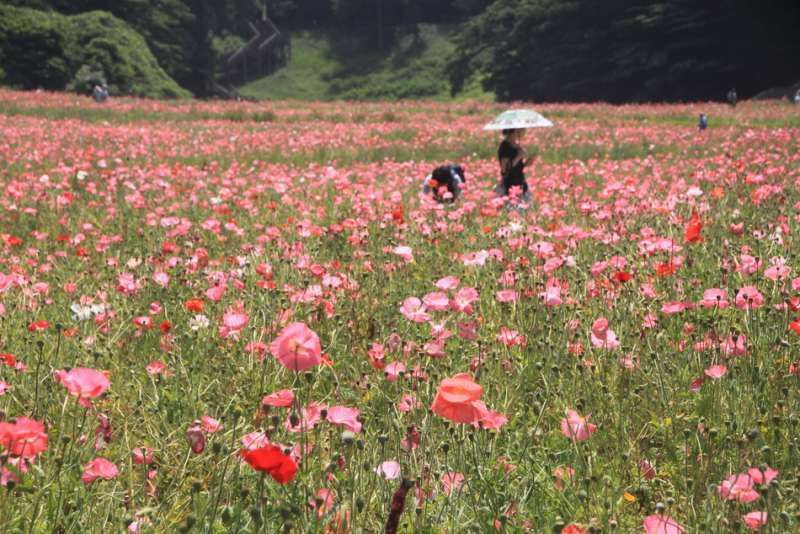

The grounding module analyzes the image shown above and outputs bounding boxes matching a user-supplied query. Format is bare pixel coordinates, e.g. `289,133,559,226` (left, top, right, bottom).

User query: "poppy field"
2,89,800,533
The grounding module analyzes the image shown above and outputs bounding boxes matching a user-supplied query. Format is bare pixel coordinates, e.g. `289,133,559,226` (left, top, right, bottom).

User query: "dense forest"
0,0,798,101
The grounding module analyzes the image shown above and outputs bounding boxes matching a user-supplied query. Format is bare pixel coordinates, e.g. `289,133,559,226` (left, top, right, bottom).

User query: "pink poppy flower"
435,276,460,290
431,373,485,424
201,416,222,433
392,246,414,262
186,422,205,454
0,381,10,395
397,394,420,412
748,467,778,485
206,285,225,301
717,473,760,503
495,290,519,303
262,389,295,408
735,286,764,310
643,514,684,534
375,460,402,480
81,457,119,485
560,409,597,441
384,361,406,382
54,367,110,407
310,488,335,518
0,417,48,459
451,287,479,313
270,322,322,372
539,285,562,306
497,327,526,347
285,402,324,433
153,272,170,288
399,297,431,323
326,406,362,433
220,307,249,339
699,288,729,308
241,431,270,451
721,335,748,357
704,365,727,379
441,472,465,495
422,292,450,311
742,511,768,530
590,317,620,349
132,447,155,465
146,360,167,376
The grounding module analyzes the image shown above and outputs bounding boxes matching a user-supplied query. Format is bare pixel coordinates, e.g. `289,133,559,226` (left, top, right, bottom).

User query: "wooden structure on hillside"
216,15,290,97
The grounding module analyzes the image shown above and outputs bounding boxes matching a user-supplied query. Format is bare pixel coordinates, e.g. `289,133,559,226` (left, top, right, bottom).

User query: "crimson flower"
242,445,298,484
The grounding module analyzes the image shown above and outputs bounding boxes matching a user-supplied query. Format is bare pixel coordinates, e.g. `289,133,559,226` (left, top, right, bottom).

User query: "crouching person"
422,164,465,203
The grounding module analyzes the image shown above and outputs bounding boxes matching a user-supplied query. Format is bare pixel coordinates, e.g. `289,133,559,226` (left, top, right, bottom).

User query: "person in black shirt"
497,128,534,201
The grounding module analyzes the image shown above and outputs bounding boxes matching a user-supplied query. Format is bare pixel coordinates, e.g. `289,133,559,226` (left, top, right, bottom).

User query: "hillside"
238,25,490,101
0,4,189,98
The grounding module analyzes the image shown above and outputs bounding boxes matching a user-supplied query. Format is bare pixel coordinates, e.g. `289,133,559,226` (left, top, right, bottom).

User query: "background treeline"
0,0,798,101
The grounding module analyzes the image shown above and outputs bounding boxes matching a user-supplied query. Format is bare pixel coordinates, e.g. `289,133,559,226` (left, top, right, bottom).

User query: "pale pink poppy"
642,314,658,329
375,460,402,480
240,431,270,451
495,290,519,303
462,250,489,266
399,297,431,323
721,335,748,357
285,402,324,433
643,514,684,534
153,272,170,288
735,286,764,310
497,327,526,347
704,365,727,379
201,416,222,433
742,511,768,530
384,361,406,382
699,288,729,308
392,246,414,263
270,322,322,372
54,367,110,406
262,389,295,408
422,292,450,311
397,394,420,412
451,287,479,313
326,406,362,433
206,285,225,301
81,457,119,485
435,276,460,290
221,308,249,336
661,301,692,314
560,409,597,441
441,472,465,495
539,285,562,306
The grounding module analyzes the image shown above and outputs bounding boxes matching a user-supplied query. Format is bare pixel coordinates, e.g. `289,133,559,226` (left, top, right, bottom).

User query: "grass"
238,25,493,102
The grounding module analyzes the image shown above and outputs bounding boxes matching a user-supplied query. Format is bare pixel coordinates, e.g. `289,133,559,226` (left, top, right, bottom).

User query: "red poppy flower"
0,353,16,367
242,445,298,484
684,211,703,243
790,319,800,335
28,320,50,332
185,299,204,313
613,270,633,283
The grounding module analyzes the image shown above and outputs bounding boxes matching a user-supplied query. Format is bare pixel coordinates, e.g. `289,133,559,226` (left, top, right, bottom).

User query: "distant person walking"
698,113,708,131
794,89,800,104
93,84,109,103
727,88,737,107
497,128,534,202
